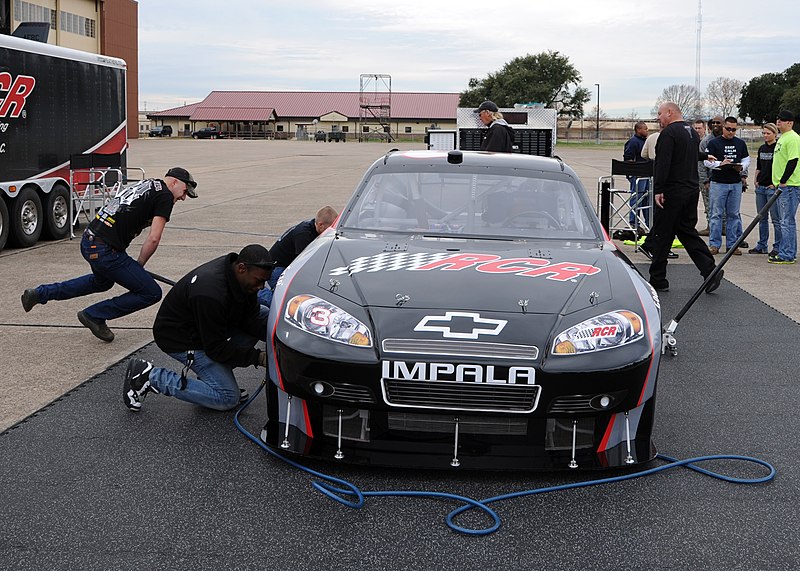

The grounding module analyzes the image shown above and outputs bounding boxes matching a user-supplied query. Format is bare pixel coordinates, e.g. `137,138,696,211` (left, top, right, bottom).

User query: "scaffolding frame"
596,160,654,249
358,74,393,142
68,153,145,238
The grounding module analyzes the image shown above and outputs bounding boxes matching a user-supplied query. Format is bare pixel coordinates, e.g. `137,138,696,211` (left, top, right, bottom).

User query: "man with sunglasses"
123,244,274,412
704,117,750,255
21,167,197,342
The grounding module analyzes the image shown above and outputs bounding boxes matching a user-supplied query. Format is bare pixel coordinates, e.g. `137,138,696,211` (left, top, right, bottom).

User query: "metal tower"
358,74,392,142
695,0,702,92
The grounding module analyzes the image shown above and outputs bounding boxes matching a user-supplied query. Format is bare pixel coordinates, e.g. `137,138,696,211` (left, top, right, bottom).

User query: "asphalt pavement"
2,140,799,569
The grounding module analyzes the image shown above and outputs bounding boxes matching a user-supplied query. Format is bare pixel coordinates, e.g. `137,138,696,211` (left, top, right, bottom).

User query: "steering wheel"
504,210,563,229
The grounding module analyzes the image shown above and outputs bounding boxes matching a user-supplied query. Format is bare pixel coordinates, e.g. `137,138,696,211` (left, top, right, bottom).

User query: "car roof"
378,150,572,175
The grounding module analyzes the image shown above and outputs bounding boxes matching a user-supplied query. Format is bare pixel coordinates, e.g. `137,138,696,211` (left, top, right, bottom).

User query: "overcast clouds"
138,0,798,118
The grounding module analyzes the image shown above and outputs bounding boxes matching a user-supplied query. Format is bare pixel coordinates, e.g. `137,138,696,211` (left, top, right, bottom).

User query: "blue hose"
234,383,776,536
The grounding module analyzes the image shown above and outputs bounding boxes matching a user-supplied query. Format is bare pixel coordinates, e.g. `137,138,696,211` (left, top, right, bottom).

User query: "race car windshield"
341,171,598,239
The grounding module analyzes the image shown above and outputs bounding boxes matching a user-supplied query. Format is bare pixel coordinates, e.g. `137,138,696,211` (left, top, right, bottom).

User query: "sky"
138,0,798,118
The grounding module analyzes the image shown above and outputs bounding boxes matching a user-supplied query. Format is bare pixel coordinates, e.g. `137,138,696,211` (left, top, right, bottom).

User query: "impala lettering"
382,361,536,384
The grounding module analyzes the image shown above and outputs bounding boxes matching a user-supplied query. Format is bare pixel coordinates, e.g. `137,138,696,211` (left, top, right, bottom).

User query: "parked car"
191,127,225,139
314,130,327,142
148,125,173,137
328,131,346,142
260,150,664,471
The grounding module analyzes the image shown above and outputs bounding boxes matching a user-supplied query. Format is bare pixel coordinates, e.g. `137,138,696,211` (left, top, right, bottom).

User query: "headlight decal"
552,310,644,355
284,295,373,347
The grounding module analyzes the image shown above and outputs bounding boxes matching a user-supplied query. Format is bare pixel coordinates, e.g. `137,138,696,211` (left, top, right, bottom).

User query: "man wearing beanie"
770,110,800,264
21,167,197,342
122,244,274,412
475,100,515,152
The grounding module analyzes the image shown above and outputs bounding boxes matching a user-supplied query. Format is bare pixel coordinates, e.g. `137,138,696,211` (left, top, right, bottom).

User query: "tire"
10,186,43,248
43,184,70,240
0,197,9,253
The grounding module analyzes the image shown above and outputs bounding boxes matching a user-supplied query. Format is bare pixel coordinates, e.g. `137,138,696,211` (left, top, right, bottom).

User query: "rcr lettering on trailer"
0,72,35,119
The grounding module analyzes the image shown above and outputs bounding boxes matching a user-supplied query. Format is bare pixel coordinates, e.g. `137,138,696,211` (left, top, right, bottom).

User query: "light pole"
595,83,600,144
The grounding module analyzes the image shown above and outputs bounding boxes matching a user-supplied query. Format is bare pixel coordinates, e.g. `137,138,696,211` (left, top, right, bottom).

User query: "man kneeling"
123,244,274,412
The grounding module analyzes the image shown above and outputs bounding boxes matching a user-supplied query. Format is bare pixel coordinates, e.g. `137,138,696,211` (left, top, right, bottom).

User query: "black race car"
261,150,662,470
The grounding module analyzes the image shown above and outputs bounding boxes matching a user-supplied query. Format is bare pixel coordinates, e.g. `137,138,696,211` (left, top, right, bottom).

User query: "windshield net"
341,171,598,239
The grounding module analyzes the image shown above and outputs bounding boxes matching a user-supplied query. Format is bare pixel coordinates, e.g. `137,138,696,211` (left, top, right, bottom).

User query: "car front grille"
330,382,376,404
387,412,528,435
382,339,538,360
547,396,596,414
381,379,540,413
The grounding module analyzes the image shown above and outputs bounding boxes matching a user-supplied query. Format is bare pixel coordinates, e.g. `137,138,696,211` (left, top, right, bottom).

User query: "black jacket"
269,219,318,267
653,121,708,197
153,253,266,367
481,120,514,152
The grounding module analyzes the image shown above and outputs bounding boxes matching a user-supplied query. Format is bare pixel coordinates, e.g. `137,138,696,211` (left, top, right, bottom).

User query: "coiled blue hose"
234,383,776,536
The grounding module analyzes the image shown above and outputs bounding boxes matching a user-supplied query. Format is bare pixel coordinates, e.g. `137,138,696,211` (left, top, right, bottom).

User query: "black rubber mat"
2,264,798,570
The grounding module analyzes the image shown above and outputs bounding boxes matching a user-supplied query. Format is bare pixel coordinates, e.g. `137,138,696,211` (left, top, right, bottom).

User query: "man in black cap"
475,100,514,152
21,167,197,342
123,244,274,412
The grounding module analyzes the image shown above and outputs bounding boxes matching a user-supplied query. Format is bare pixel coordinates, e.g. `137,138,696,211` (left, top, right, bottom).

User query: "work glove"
258,351,267,368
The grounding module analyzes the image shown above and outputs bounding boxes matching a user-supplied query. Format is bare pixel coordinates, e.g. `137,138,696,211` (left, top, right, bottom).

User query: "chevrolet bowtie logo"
414,312,507,339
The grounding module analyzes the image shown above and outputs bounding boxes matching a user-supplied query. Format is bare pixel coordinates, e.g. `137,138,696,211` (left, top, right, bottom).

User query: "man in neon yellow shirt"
770,110,800,264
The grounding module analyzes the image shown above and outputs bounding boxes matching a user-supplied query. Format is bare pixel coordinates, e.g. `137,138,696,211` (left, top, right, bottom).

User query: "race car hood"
315,234,616,315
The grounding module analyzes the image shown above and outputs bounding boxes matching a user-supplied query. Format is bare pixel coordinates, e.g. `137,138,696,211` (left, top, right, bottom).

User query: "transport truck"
0,34,128,252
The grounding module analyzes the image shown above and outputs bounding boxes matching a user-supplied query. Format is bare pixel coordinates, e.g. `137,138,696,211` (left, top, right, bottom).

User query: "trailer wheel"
10,186,43,248
44,184,70,240
0,198,9,253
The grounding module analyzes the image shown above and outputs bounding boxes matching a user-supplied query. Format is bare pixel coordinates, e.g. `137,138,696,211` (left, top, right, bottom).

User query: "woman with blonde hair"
751,122,781,255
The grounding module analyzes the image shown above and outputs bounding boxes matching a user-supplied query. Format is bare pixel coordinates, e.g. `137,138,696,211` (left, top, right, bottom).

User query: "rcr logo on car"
0,72,36,119
414,311,507,339
382,360,536,384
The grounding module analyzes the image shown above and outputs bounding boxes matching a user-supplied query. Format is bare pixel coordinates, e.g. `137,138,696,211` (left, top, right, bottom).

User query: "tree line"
460,51,799,129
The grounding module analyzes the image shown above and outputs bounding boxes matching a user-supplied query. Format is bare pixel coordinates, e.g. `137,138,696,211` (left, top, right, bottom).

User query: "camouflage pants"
700,181,725,228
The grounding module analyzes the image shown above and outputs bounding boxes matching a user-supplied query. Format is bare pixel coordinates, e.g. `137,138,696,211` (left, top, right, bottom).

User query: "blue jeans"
256,266,285,307
777,186,800,261
754,185,782,253
35,233,162,321
627,177,650,226
709,182,743,249
149,306,269,411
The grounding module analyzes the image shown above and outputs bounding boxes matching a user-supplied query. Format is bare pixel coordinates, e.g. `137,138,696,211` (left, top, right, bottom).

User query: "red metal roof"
148,102,201,118
149,91,460,121
190,107,274,121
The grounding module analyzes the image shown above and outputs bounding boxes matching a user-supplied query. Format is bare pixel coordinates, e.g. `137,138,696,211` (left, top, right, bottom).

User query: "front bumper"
262,340,659,470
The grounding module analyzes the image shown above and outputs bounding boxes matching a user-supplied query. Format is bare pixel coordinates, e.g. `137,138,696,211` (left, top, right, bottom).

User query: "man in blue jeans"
123,244,274,412
751,123,781,255
770,110,800,264
704,117,750,256
21,167,197,342
623,121,651,230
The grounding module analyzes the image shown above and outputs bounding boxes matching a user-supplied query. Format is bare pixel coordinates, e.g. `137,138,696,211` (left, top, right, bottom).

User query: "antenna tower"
695,0,702,92
358,74,393,142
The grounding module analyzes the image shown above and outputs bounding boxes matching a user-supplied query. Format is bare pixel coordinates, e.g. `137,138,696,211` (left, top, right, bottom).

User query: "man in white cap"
21,167,197,342
475,100,514,152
